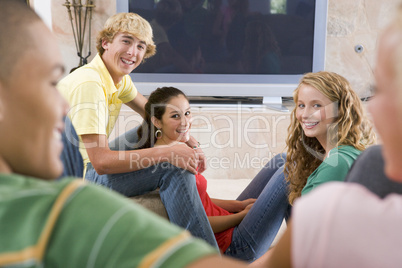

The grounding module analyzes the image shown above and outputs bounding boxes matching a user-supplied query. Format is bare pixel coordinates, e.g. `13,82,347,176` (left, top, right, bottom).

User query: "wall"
325,0,400,97
52,1,114,73
111,106,291,181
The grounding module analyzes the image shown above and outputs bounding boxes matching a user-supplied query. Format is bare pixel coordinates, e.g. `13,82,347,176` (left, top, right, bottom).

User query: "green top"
301,146,361,196
0,174,217,267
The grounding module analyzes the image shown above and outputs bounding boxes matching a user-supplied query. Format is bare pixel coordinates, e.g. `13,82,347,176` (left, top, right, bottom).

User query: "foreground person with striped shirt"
0,1,253,267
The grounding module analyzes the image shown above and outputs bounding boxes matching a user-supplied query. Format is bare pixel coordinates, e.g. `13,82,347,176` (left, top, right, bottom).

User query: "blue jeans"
224,153,291,262
59,116,83,179
85,127,218,249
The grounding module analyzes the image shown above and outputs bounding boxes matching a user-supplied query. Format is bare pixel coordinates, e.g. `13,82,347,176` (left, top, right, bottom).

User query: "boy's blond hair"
96,13,156,58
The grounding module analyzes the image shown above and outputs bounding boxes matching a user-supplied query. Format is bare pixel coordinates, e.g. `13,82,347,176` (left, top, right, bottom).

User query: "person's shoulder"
295,182,375,226
64,179,130,206
5,176,121,208
58,69,104,101
336,145,362,157
0,173,77,195
302,182,372,200
51,179,143,235
353,144,383,163
297,182,391,215
53,180,218,267
119,74,135,89
58,62,103,92
298,181,402,234
59,179,163,223
324,145,361,168
293,182,402,267
65,65,102,83
296,182,346,206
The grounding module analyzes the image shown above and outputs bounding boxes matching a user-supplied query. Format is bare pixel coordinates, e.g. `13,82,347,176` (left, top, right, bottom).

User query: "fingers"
172,158,198,174
175,155,198,173
170,143,199,173
197,162,206,174
186,164,197,175
240,199,257,211
170,142,208,174
184,145,200,172
248,198,257,204
194,147,207,173
186,157,198,173
241,198,256,206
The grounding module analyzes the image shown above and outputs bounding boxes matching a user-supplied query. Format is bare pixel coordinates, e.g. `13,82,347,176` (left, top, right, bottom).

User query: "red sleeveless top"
195,173,234,253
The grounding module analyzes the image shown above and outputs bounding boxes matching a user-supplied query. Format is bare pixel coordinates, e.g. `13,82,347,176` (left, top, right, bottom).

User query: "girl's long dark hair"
137,87,187,149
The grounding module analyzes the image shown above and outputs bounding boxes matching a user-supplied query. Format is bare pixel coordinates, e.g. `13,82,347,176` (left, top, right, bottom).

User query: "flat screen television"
116,0,328,108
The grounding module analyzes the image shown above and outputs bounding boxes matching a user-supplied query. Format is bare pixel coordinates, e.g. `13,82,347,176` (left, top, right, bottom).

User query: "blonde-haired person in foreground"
58,11,218,247
0,1,253,267
260,4,402,268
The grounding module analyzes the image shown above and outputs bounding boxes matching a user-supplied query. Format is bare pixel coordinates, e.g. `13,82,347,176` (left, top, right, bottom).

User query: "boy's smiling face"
101,32,147,84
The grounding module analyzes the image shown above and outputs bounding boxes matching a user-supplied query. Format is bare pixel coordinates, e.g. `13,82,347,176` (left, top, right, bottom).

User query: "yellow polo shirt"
58,54,137,176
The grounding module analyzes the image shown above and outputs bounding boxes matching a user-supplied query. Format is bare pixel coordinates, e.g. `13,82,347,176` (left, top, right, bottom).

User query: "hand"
238,203,254,221
194,147,207,173
243,203,254,213
224,199,256,213
239,203,254,218
168,143,199,174
185,136,207,173
239,198,256,210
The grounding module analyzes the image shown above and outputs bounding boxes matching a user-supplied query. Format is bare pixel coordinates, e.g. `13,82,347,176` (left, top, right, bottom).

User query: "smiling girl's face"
296,84,336,150
154,94,192,145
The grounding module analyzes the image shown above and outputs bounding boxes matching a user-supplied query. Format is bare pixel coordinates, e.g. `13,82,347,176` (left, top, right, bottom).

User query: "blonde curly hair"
285,71,376,204
96,13,156,59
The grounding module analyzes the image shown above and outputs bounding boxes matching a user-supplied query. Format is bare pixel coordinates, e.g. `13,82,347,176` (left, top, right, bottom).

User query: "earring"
155,129,162,139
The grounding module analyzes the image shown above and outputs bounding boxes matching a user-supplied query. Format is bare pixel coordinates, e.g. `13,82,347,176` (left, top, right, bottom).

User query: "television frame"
116,0,328,108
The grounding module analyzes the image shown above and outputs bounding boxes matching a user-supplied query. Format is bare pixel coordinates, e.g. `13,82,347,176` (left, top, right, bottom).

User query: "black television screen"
117,0,328,105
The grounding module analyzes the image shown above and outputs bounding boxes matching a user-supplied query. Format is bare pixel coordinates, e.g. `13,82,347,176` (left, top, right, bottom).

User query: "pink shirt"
293,182,402,268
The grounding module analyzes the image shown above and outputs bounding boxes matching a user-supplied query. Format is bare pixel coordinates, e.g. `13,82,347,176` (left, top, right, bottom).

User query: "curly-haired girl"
284,71,376,204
